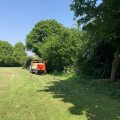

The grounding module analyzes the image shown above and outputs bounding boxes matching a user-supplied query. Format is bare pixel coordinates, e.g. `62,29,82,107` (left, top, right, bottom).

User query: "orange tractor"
30,61,46,74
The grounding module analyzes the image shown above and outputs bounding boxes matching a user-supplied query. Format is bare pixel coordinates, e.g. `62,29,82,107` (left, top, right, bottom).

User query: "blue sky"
0,0,74,45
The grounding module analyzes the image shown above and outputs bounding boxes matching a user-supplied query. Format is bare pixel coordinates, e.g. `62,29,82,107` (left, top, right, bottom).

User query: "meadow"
0,68,120,120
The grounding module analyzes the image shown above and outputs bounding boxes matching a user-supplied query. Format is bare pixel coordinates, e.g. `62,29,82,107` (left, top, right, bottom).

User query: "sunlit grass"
0,67,120,120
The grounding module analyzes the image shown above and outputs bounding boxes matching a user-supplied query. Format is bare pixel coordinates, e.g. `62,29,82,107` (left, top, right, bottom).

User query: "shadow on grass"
37,75,120,120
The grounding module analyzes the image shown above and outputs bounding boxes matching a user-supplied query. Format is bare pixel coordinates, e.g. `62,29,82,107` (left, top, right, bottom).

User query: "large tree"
13,42,27,66
26,19,65,56
71,0,120,81
0,40,13,66
39,28,85,72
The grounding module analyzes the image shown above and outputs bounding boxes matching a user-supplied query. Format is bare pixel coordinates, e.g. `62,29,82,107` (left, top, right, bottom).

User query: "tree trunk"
110,48,120,82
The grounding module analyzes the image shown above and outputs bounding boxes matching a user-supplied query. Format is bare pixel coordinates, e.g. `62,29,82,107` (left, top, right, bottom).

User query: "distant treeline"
0,41,27,67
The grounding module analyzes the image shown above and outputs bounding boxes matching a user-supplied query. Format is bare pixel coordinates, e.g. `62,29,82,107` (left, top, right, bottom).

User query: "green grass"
0,68,120,120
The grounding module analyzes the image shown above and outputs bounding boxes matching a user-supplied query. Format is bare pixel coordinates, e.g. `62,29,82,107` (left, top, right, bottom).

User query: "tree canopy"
26,19,65,56
0,41,27,67
0,41,13,66
26,19,86,73
13,42,27,66
71,0,120,81
39,28,85,72
70,0,120,44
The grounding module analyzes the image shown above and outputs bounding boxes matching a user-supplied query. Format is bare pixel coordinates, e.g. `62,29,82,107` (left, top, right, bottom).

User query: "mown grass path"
0,68,120,120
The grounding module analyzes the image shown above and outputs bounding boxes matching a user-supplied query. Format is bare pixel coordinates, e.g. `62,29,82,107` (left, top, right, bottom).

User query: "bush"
77,41,115,78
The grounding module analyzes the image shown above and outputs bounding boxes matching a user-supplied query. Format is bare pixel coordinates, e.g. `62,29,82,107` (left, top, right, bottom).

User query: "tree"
40,28,85,72
71,0,120,81
13,42,27,66
26,19,65,56
26,19,86,73
0,40,13,66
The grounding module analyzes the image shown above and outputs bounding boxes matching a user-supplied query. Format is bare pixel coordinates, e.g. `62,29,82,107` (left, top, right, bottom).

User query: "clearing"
0,68,120,120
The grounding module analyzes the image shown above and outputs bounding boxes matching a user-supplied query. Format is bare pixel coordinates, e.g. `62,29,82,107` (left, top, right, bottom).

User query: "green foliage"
77,40,116,78
26,19,65,55
70,0,120,79
39,28,85,72
71,0,120,45
23,56,33,69
13,42,27,66
0,41,27,67
26,19,86,73
0,40,13,66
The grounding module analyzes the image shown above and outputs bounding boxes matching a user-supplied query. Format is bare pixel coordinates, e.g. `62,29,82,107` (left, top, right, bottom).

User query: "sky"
0,0,74,46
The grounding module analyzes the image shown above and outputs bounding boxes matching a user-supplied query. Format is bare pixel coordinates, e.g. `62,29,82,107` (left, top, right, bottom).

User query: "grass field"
0,68,120,120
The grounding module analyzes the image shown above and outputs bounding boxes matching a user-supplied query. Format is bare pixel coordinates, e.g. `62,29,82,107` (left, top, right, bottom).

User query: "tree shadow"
37,75,120,120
